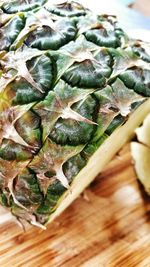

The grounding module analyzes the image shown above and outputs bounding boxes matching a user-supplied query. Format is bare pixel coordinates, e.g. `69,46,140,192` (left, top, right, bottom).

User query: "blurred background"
80,0,150,41
99,0,150,14
121,0,150,16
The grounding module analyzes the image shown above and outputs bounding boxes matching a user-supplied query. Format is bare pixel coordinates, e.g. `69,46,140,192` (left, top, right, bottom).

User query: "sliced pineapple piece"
131,114,150,194
135,114,150,147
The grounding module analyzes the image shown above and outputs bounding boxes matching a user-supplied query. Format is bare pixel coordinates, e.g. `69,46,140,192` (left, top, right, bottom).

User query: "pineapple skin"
0,0,150,228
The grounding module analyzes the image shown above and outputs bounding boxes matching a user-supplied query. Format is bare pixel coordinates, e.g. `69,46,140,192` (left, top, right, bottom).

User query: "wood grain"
0,144,150,267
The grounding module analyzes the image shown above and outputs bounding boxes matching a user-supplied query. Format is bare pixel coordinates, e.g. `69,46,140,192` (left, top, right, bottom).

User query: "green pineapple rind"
0,0,150,227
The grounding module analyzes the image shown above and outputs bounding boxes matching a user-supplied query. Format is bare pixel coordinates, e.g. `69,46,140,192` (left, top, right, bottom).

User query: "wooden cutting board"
0,144,150,267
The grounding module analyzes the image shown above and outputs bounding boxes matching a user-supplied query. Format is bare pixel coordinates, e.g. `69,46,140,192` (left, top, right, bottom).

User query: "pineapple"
131,114,150,195
0,0,150,229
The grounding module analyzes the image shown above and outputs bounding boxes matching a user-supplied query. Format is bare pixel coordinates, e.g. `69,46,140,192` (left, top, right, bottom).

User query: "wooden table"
1,145,150,267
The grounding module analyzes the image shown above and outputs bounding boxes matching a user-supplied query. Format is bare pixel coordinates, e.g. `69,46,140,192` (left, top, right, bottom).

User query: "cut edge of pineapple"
135,113,150,147
131,141,150,195
48,99,150,224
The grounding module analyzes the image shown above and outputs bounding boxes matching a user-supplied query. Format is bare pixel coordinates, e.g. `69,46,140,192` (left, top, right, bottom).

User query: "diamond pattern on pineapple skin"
0,156,30,209
0,102,34,147
34,79,96,141
0,47,45,93
0,0,149,227
29,138,84,191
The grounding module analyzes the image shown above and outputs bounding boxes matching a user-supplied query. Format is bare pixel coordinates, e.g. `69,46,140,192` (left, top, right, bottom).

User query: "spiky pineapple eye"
119,68,150,97
6,54,53,105
84,28,121,48
1,0,45,14
13,170,43,207
63,154,86,181
62,60,107,88
45,2,86,17
11,79,44,104
49,95,97,145
0,14,25,51
25,19,77,50
15,110,42,149
132,44,150,63
0,139,33,161
26,54,53,91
